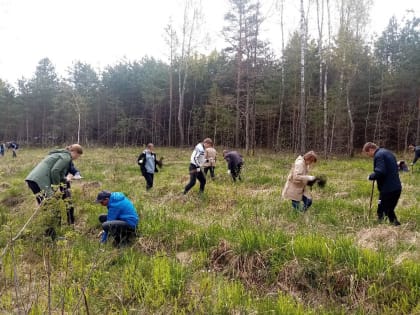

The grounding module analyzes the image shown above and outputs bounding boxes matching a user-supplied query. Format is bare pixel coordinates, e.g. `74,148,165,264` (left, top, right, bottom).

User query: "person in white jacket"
183,138,213,195
282,151,318,212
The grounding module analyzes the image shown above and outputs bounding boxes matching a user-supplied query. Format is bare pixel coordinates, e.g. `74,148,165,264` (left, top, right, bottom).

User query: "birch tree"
164,21,178,146
177,0,202,146
299,0,307,153
275,0,285,150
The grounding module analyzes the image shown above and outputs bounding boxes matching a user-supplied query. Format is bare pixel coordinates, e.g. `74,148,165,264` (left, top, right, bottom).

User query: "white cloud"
0,0,418,85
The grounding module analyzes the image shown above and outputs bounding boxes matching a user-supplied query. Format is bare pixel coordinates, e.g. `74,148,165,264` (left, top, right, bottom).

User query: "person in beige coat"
282,151,318,211
203,142,217,179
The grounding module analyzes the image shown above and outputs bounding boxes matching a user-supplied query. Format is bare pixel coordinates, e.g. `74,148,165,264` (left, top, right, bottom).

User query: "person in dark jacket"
223,150,244,181
408,143,420,167
137,143,160,190
363,142,401,226
96,190,139,246
397,160,409,172
7,141,19,158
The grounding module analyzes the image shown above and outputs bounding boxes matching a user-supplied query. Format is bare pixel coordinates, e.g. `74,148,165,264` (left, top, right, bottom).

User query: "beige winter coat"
282,155,314,201
203,147,217,167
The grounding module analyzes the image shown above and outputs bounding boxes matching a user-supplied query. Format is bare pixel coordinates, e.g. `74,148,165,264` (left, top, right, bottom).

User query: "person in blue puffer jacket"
95,190,139,246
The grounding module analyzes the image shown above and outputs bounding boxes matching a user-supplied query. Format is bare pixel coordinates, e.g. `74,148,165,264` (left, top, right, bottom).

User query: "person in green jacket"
25,144,83,238
26,144,83,204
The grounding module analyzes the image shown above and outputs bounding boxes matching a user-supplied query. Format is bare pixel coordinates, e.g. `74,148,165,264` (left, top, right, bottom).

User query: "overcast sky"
0,0,419,85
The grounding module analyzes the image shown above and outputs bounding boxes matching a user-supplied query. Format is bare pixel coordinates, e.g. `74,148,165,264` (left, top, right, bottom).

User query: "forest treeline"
0,0,419,155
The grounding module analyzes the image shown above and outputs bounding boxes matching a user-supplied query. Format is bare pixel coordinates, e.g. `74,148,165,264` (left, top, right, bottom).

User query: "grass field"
0,147,419,314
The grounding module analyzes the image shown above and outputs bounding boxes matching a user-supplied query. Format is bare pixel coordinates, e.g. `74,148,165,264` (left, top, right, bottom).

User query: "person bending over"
96,190,139,246
223,150,243,182
363,142,401,226
282,151,318,212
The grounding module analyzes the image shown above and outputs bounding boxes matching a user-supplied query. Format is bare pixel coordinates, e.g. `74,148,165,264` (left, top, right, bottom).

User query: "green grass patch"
0,147,419,313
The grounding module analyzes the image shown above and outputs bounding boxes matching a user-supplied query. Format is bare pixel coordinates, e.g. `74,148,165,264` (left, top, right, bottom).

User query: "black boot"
45,227,57,240
67,206,75,225
391,220,401,226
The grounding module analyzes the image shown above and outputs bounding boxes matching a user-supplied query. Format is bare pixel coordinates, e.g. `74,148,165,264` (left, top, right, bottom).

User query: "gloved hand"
227,169,231,174
196,168,201,173
410,163,414,166
307,176,317,187
73,172,82,180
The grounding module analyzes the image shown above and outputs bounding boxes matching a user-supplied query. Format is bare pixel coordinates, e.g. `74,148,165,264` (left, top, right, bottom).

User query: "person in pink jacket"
282,151,318,212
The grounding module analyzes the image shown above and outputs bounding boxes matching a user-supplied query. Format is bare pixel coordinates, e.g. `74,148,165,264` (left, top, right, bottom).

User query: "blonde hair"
66,144,83,155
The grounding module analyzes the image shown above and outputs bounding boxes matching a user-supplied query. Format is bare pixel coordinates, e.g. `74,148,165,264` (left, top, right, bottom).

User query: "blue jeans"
292,196,312,211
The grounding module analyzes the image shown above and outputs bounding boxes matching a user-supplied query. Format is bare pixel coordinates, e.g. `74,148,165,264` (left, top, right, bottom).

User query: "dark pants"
99,214,136,245
143,172,154,190
26,180,75,224
184,164,206,194
60,181,75,224
26,180,43,204
230,162,243,181
292,195,312,212
378,189,401,224
204,166,215,178
26,180,66,239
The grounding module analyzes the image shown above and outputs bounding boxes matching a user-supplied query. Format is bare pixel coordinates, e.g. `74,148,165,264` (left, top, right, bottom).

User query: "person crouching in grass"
96,190,139,247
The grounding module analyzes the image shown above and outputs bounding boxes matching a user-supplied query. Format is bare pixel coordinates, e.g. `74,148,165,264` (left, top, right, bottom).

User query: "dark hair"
95,190,111,203
362,142,378,153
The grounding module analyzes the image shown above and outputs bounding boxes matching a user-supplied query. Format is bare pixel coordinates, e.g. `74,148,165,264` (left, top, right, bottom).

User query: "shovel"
369,180,375,219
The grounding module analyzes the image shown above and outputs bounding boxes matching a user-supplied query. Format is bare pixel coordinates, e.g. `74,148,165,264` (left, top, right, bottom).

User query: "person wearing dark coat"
137,143,160,190
7,141,19,158
397,160,409,172
363,142,401,226
223,150,244,181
